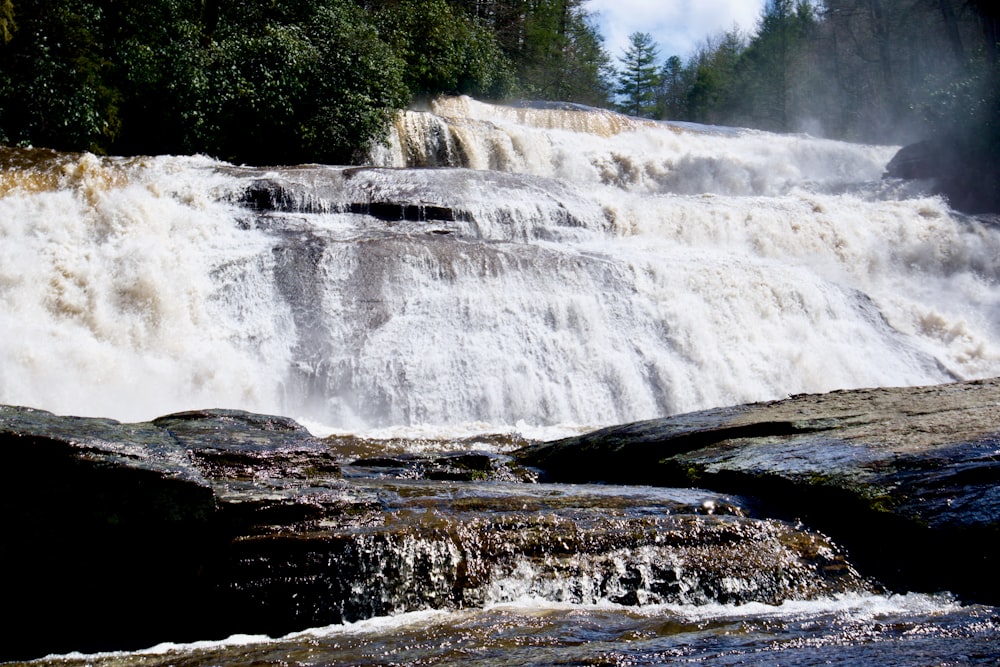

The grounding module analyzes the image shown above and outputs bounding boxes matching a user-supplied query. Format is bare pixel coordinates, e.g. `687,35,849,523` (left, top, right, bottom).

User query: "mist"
626,0,998,149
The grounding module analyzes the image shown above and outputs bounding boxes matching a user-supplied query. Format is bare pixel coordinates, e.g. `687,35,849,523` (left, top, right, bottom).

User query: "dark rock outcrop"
0,405,865,662
516,377,1000,605
885,138,1000,214
239,177,463,223
885,139,942,180
0,407,338,661
4,378,996,661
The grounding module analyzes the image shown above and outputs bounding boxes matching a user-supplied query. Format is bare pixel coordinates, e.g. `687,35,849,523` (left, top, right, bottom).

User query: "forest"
0,0,997,165
621,0,999,146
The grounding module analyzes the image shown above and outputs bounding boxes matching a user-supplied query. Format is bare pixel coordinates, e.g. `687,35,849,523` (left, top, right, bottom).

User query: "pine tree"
737,0,816,131
616,32,660,117
657,54,684,119
684,29,745,125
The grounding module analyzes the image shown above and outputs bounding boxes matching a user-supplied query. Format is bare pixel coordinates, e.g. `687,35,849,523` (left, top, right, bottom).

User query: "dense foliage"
2,0,996,164
0,0,611,163
443,0,612,106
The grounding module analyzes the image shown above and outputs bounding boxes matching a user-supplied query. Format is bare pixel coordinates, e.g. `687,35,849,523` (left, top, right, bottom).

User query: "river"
1,97,998,665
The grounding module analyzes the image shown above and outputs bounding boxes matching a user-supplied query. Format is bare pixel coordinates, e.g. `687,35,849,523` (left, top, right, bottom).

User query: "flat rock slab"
0,405,863,662
516,377,1000,603
4,376,996,662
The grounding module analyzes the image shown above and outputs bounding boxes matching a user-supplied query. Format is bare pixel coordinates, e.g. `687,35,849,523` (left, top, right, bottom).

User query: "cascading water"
3,98,999,666
0,151,296,422
2,97,996,434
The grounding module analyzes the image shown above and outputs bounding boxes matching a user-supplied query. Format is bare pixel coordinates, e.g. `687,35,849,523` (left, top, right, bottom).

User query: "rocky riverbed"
517,376,1000,604
2,378,998,663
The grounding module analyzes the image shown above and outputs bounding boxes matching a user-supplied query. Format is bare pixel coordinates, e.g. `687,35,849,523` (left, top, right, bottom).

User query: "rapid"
1,97,998,665
2,97,998,435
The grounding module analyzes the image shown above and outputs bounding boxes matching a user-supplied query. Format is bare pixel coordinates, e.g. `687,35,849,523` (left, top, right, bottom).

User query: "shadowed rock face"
0,407,339,661
1,405,866,662
885,139,1000,214
3,378,996,661
516,377,1000,604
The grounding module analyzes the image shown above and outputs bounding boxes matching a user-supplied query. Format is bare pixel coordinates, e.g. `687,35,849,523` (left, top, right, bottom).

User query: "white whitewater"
1,97,998,432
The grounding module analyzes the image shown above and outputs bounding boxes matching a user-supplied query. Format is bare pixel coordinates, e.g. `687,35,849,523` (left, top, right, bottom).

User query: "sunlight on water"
29,593,997,667
1,97,998,434
4,109,999,661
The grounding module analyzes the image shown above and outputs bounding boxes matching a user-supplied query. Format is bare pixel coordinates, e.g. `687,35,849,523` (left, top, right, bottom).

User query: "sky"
584,0,767,63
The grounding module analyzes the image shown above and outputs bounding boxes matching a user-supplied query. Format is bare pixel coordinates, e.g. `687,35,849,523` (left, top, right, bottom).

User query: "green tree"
684,29,745,124
0,0,120,151
375,0,513,99
0,0,408,162
92,0,410,163
300,2,409,163
516,0,612,104
196,0,408,164
106,0,210,155
656,54,685,119
454,0,612,106
736,0,817,131
616,31,660,117
557,12,614,106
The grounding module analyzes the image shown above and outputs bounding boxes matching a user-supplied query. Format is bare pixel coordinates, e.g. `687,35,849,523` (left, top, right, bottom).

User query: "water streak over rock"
517,377,1000,604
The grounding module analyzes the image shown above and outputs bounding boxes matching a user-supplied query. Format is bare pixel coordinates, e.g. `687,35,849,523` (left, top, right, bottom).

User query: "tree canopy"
0,0,613,162
616,32,660,117
2,0,997,162
641,0,999,146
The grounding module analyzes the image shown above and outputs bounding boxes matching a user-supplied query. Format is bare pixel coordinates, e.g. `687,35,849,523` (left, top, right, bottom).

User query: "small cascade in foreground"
1,97,998,432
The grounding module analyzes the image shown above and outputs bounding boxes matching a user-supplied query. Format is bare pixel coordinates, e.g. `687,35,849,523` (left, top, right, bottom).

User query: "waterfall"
1,98,998,432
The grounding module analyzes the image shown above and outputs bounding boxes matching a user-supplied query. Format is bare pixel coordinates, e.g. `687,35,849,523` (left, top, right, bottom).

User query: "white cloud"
585,0,766,62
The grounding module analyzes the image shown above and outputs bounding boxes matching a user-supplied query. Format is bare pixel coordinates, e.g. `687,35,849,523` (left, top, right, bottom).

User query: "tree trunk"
938,0,964,62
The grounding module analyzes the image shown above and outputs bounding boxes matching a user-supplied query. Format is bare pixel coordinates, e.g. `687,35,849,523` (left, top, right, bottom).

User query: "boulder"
0,407,337,661
885,139,942,179
516,377,1000,604
885,138,1000,214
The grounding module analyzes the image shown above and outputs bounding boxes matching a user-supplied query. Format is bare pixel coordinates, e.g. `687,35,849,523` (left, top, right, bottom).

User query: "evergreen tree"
616,31,660,117
656,54,685,119
532,3,613,105
456,0,612,106
568,14,615,106
684,29,745,124
736,0,816,131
